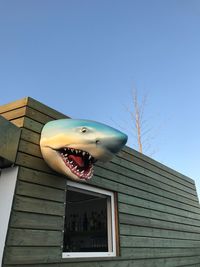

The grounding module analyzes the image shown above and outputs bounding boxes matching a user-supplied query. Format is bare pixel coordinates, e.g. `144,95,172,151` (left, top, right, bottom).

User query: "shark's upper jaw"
56,146,95,180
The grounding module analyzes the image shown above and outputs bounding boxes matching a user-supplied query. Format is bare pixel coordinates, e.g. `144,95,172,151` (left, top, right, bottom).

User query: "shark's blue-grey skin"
40,119,128,181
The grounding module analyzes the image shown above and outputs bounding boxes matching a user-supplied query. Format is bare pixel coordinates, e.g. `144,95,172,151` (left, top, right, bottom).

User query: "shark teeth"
59,147,93,161
58,147,95,180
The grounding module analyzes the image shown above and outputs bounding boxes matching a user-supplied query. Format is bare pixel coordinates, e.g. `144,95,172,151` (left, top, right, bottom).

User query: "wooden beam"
0,116,21,167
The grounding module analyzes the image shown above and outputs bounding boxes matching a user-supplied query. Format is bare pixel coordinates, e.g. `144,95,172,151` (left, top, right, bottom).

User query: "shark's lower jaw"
57,147,95,180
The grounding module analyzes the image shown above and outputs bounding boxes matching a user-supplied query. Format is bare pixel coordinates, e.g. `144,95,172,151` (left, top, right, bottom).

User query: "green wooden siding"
1,97,200,267
0,115,21,167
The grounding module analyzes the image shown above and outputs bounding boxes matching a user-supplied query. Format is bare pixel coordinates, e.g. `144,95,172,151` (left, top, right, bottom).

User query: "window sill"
62,251,116,259
61,253,119,263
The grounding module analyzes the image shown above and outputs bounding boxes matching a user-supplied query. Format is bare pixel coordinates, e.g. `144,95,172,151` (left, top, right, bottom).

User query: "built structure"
0,97,200,267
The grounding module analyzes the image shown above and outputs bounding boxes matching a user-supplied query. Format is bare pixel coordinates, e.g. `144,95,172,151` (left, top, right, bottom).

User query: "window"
62,181,117,258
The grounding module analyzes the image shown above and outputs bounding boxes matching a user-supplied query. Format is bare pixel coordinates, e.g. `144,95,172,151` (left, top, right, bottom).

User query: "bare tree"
111,88,159,155
124,89,156,155
132,89,145,153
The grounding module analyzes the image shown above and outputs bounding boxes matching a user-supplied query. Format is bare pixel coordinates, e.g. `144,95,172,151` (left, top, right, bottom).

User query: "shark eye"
81,127,87,133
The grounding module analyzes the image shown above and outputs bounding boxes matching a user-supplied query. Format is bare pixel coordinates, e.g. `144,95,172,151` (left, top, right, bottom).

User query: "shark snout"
94,128,128,159
97,134,127,154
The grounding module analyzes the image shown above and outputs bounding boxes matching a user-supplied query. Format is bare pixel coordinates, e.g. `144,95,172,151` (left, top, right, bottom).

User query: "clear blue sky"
1,0,200,195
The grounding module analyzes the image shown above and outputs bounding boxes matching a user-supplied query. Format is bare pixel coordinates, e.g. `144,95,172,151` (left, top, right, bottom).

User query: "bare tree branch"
125,89,157,155
112,88,162,156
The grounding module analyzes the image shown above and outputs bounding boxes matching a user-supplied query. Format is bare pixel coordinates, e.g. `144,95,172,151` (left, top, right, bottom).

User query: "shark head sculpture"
40,119,127,181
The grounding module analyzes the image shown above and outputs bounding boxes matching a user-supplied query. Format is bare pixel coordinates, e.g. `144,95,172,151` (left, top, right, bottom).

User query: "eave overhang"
0,116,21,168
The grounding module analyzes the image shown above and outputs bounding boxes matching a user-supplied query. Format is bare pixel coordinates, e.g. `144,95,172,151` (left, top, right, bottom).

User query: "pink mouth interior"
58,147,94,180
68,155,85,168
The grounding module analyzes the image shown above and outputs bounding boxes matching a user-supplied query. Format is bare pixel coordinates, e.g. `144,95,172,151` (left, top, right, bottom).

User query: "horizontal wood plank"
25,106,55,124
123,146,195,184
118,193,200,218
13,195,65,215
10,117,24,128
60,256,200,266
20,128,40,144
95,164,198,203
3,247,61,265
119,213,200,233
119,202,200,227
16,180,65,202
22,116,44,133
27,97,68,119
18,167,66,190
18,139,42,158
111,155,196,192
7,228,62,246
120,235,200,248
120,224,200,240
11,116,43,133
100,159,196,196
0,97,28,113
0,107,26,121
10,211,64,230
4,249,200,266
120,247,200,259
16,152,51,172
90,176,200,211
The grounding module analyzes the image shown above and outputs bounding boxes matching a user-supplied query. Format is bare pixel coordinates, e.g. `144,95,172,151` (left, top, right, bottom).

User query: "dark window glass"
63,186,109,252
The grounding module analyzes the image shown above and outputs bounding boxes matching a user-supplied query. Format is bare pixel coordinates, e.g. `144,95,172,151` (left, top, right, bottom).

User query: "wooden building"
0,97,200,267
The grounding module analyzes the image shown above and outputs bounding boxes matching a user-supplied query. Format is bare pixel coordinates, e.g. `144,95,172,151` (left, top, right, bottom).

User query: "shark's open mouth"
57,147,95,180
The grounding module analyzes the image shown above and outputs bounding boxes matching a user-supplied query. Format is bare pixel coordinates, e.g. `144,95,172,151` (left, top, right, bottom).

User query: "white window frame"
62,180,117,258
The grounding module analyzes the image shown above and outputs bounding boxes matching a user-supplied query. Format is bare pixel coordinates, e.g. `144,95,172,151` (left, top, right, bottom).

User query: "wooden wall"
0,115,21,167
1,97,200,267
